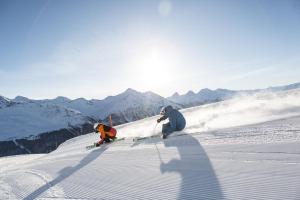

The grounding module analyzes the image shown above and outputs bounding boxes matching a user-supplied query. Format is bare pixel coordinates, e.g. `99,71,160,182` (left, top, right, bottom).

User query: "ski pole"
155,143,163,164
153,123,158,135
153,123,163,163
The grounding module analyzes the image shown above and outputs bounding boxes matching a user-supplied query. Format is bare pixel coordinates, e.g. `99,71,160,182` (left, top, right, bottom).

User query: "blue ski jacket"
158,105,186,134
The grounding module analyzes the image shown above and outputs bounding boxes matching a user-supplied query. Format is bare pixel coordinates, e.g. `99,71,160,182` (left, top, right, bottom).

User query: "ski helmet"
160,107,166,115
93,123,99,130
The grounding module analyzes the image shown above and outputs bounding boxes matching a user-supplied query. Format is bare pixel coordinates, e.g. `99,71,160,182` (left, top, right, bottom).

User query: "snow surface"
1,89,300,199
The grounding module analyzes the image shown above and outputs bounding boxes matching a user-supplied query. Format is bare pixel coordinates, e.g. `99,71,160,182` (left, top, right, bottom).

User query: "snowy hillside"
168,88,236,107
0,101,90,140
1,89,300,199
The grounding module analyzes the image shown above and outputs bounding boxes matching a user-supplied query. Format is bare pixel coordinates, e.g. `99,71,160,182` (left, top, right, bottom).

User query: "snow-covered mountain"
0,98,95,156
98,89,181,124
0,95,12,108
168,88,237,107
37,88,181,124
1,88,300,199
0,101,91,141
1,89,179,138
167,82,300,107
266,82,300,92
99,88,180,119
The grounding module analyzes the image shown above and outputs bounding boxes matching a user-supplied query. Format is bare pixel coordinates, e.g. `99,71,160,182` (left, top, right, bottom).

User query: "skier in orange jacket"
93,116,117,146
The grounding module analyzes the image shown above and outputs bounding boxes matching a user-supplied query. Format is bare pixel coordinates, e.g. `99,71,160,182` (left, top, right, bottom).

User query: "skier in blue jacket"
157,105,186,139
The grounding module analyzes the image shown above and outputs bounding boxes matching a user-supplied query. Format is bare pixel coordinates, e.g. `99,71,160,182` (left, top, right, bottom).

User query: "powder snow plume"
117,89,300,138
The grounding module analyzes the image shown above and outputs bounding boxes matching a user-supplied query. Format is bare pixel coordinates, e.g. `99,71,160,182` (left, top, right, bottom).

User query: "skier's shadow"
24,146,107,200
159,133,224,199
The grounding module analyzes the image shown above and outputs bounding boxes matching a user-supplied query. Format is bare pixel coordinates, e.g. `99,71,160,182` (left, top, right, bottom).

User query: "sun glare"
130,39,181,92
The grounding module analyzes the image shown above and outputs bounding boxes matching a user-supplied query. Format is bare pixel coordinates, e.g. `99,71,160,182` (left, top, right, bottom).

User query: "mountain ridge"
167,82,300,106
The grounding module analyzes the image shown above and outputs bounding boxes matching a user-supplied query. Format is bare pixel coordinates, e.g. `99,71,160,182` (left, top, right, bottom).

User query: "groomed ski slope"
1,89,300,199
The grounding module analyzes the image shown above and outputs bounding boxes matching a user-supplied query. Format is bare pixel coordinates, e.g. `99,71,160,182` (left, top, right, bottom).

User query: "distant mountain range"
0,82,299,156
168,82,300,107
1,88,180,138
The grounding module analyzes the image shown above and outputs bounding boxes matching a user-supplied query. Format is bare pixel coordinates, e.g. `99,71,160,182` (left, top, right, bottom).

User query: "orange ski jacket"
96,124,117,144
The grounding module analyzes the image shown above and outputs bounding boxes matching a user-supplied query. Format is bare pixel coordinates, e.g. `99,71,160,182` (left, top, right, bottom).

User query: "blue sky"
1,0,300,99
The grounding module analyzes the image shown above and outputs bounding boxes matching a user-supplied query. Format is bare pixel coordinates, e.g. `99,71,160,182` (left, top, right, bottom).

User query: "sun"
137,46,170,85
130,39,180,92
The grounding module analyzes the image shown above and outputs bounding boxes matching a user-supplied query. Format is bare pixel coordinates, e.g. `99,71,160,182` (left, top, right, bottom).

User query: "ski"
132,132,188,142
86,137,125,150
86,143,98,150
133,134,162,142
